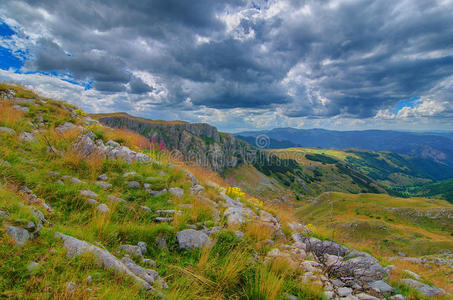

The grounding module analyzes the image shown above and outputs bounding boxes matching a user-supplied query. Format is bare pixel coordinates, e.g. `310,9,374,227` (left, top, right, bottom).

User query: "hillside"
236,128,453,166
263,148,453,203
1,83,452,299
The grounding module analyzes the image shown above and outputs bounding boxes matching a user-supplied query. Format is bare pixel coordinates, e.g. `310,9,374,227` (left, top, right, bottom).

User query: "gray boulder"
119,244,144,258
98,174,108,181
223,207,257,226
127,181,140,188
177,229,211,250
6,226,30,245
96,204,110,214
80,190,98,198
401,278,446,297
55,233,152,290
27,262,40,273
168,187,184,197
368,280,393,293
108,195,126,203
120,256,167,289
19,131,37,142
96,181,112,189
0,126,16,134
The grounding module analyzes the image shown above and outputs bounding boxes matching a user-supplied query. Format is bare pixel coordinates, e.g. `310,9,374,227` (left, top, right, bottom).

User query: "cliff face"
95,113,255,172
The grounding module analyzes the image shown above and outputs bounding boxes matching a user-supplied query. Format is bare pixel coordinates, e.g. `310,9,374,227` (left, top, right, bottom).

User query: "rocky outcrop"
73,133,159,164
96,113,256,172
55,233,165,292
177,229,212,249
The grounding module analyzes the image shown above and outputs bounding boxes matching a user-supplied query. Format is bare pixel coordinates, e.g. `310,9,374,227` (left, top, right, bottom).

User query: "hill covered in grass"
1,83,452,299
270,148,453,202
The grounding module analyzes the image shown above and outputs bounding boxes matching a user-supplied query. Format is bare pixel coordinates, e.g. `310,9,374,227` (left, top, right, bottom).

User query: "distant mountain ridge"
236,128,453,166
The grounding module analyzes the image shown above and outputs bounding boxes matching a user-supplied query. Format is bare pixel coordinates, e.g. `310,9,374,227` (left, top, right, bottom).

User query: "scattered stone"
19,131,37,142
168,187,184,197
66,281,77,294
56,180,64,185
19,185,33,194
123,171,137,177
286,294,298,300
156,209,183,215
234,231,244,239
0,159,11,166
86,275,92,282
108,195,126,203
368,280,393,293
190,184,205,194
140,205,151,212
97,174,108,181
356,293,379,300
71,177,84,184
55,122,79,133
14,105,29,112
155,217,173,223
177,229,212,250
96,204,109,214
106,140,120,148
96,181,112,189
224,207,257,226
120,255,168,289
137,242,147,254
119,244,144,258
127,181,140,188
27,262,40,273
0,126,15,134
142,258,156,267
6,226,30,245
398,251,407,257
390,295,405,300
401,278,446,297
80,190,98,198
403,269,421,280
55,233,152,290
323,291,335,299
147,189,167,196
337,287,353,297
0,210,8,218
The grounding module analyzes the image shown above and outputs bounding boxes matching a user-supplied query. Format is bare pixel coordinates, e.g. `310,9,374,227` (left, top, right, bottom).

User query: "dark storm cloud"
1,0,453,119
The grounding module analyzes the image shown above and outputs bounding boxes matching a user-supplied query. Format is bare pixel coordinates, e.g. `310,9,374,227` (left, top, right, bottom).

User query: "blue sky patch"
0,46,23,70
0,22,15,38
392,97,420,113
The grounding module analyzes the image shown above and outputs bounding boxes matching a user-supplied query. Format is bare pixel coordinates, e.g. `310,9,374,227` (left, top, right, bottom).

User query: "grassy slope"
0,83,324,299
273,147,453,201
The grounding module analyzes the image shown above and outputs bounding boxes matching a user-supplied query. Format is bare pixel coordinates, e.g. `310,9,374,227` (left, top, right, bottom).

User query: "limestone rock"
19,131,37,142
27,262,40,273
177,229,211,250
80,190,98,198
55,232,152,290
223,207,257,226
120,256,167,289
127,181,140,188
168,187,184,197
401,278,446,297
368,280,393,293
98,174,108,181
96,181,112,189
108,195,126,203
0,126,16,134
96,204,110,214
6,226,30,246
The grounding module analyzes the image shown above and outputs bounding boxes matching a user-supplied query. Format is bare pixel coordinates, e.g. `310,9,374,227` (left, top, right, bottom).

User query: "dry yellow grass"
0,100,25,127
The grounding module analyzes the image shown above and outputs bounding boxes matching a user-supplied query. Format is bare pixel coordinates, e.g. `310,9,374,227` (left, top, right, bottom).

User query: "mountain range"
236,128,453,166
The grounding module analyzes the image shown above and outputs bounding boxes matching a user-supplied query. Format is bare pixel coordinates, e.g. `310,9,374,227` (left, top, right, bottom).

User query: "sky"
0,0,453,133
